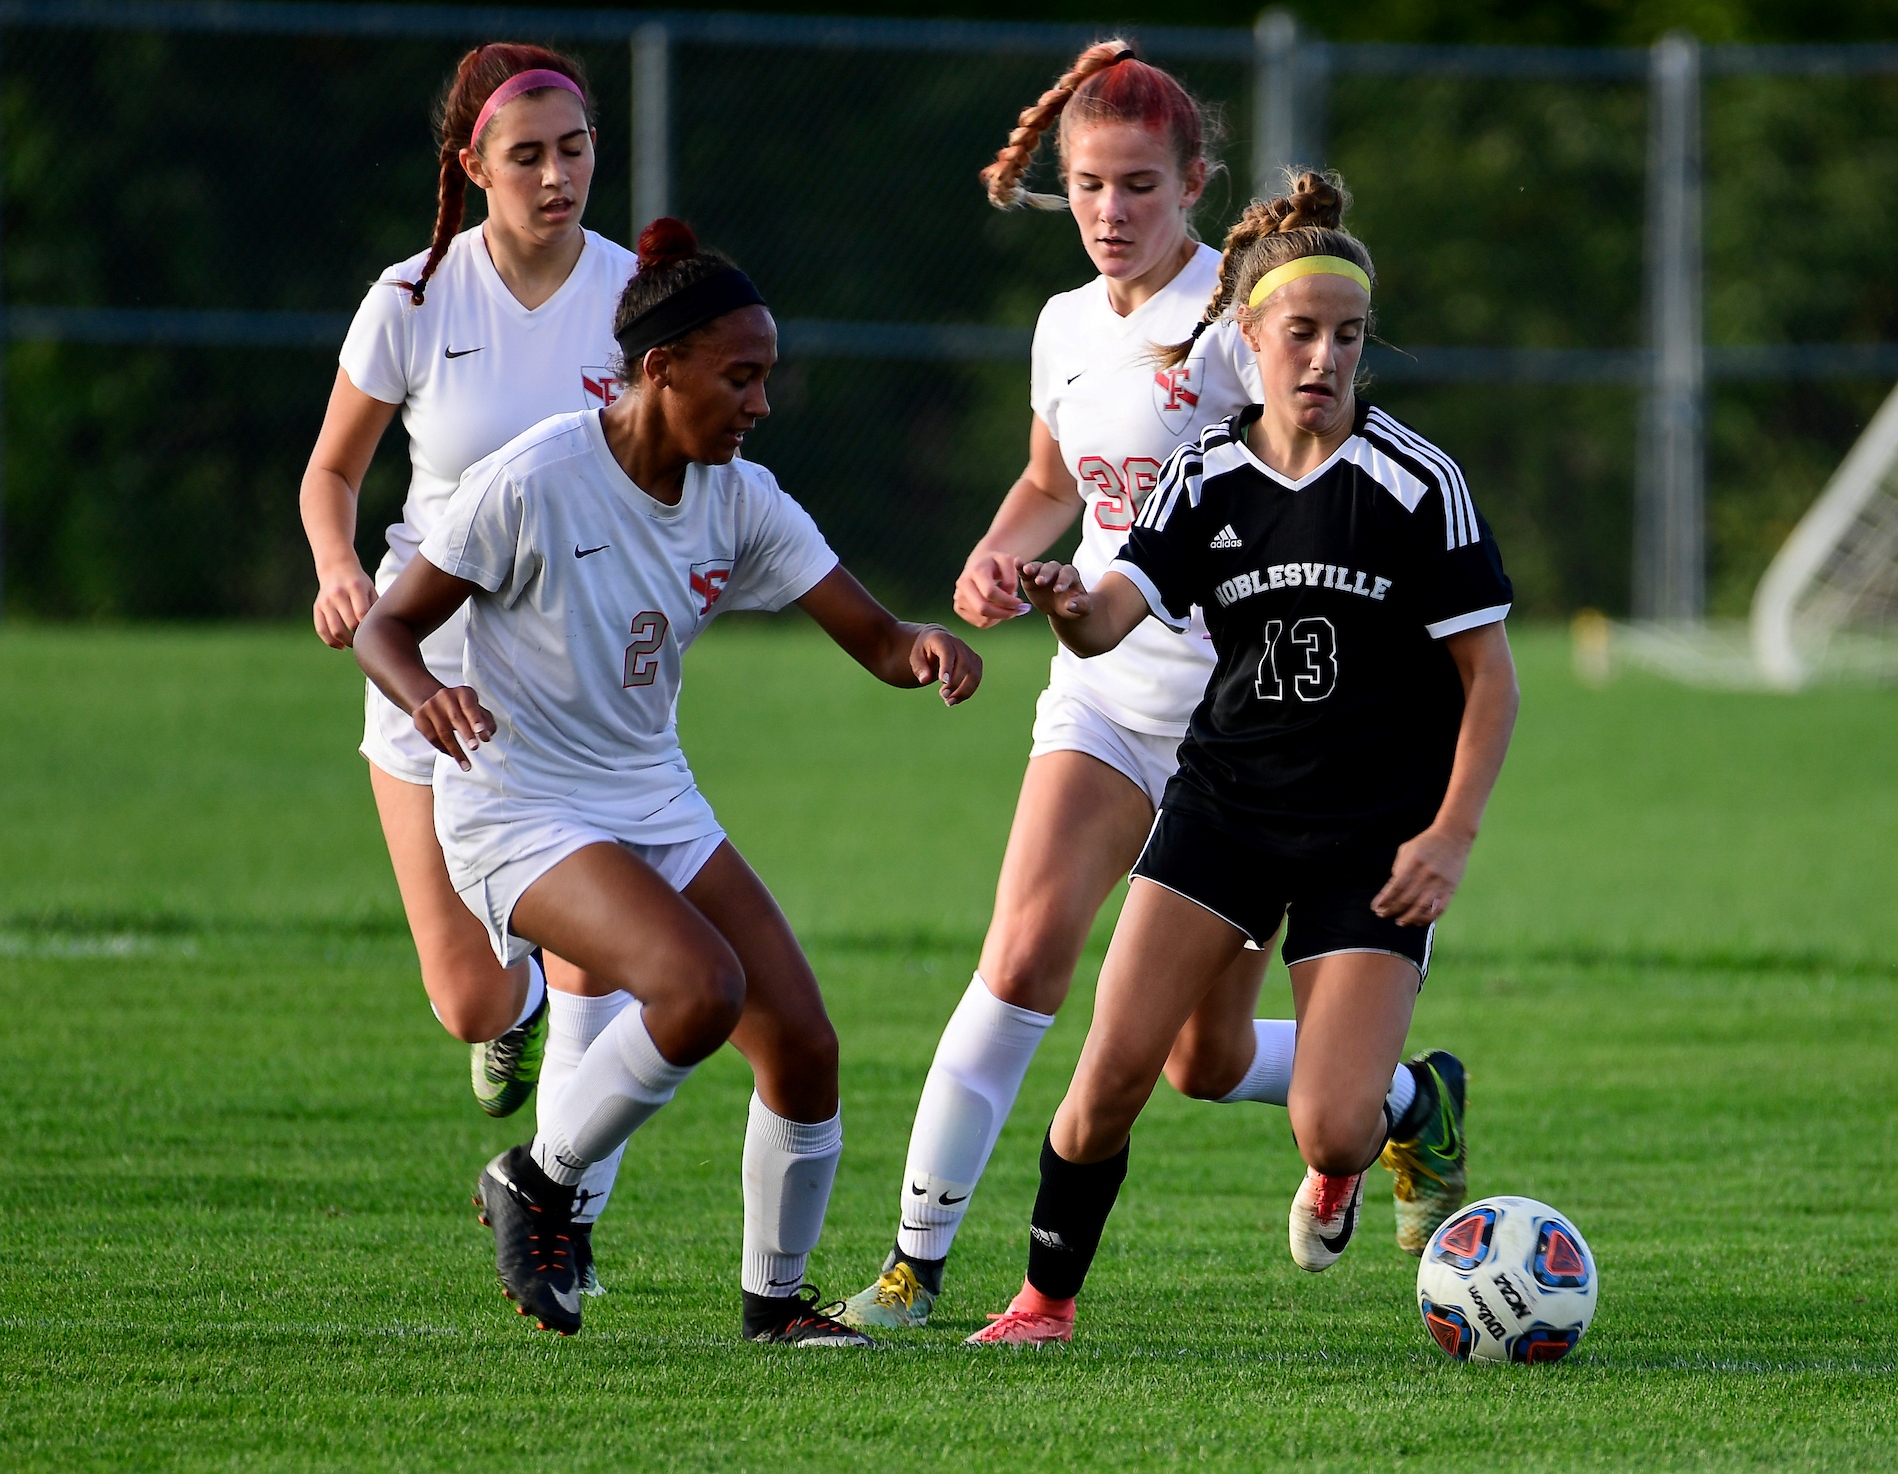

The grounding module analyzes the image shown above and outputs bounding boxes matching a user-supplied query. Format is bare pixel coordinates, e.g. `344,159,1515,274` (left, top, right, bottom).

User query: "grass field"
1,620,1893,1471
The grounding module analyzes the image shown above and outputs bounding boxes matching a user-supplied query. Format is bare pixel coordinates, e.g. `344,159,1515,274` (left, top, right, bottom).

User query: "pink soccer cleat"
964,1280,1076,1346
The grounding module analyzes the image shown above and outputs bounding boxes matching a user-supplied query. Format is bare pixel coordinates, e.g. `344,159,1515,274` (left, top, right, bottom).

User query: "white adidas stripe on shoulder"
1137,441,1201,529
1338,437,1430,512
1365,408,1480,550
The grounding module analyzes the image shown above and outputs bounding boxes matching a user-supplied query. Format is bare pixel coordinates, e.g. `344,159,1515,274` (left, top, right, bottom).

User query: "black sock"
1025,1131,1129,1301
508,1143,575,1216
1389,1061,1436,1142
741,1288,805,1338
888,1242,946,1296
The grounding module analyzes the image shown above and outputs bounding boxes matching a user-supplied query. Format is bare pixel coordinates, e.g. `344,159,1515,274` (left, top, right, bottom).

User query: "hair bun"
637,217,698,271
1277,171,1346,232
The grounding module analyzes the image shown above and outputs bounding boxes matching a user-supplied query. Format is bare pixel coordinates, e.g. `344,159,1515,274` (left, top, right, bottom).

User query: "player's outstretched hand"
412,685,497,771
1373,824,1474,927
1018,560,1090,620
911,625,983,706
313,566,378,649
954,550,1032,628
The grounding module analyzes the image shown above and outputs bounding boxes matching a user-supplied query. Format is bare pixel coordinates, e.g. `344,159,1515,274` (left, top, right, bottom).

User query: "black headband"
1113,48,1137,62
616,267,767,363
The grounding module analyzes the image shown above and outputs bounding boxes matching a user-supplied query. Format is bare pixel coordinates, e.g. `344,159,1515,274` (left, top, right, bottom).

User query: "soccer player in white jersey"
969,173,1519,1345
299,45,645,1281
844,43,1441,1332
354,219,982,1345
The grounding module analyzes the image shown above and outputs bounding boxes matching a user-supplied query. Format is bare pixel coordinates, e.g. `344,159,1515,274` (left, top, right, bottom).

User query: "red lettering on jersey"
1080,456,1163,532
690,561,732,614
1153,368,1199,412
582,368,625,408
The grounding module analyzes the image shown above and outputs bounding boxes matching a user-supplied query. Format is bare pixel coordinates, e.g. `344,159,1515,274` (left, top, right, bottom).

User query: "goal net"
1751,380,1898,688
1577,381,1898,690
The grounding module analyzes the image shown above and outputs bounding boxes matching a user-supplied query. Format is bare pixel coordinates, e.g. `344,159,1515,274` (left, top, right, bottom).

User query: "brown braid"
981,39,1141,211
1155,169,1373,368
398,44,594,307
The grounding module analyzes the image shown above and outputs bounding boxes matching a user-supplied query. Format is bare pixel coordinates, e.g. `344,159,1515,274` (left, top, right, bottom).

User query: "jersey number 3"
1255,617,1339,702
623,611,669,688
1077,456,1162,531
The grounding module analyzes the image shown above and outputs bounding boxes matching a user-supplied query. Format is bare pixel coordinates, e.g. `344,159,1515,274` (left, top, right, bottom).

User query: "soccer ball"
1415,1195,1597,1363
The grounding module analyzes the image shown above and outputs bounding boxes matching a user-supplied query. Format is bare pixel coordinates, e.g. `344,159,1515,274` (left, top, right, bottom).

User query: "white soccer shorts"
453,814,727,968
1028,684,1185,810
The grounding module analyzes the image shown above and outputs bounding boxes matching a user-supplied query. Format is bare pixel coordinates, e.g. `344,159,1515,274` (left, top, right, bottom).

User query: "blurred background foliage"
2,0,1895,619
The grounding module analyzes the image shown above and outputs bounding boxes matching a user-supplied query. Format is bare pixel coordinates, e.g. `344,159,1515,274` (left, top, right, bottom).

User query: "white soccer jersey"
340,226,637,677
1029,242,1263,736
418,411,839,891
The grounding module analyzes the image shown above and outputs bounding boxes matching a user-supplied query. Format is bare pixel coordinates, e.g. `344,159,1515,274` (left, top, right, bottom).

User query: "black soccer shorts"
1130,805,1433,981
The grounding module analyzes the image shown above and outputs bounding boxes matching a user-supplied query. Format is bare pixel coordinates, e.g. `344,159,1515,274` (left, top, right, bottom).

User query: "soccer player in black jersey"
969,173,1519,1345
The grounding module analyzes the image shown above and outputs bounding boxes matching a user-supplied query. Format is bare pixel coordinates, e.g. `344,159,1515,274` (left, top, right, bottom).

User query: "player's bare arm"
1373,621,1520,927
954,414,1083,628
299,370,399,648
353,557,493,770
797,565,983,705
1017,562,1150,658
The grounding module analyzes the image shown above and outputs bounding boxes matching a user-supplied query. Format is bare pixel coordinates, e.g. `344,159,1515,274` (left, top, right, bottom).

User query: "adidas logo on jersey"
1210,524,1243,550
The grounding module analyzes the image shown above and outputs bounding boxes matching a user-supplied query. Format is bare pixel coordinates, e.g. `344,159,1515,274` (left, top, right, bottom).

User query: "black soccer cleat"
478,1145,582,1335
743,1286,876,1347
478,1175,605,1295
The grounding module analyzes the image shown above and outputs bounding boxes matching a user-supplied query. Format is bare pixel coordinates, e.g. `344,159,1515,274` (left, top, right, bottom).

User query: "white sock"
538,989,634,1224
531,1005,693,1186
510,953,548,1032
1217,1020,1416,1124
1386,1060,1418,1126
1218,1019,1298,1105
894,972,1055,1264
741,1094,843,1297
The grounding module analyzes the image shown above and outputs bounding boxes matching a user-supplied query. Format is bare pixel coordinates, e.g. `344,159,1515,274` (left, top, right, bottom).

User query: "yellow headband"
1247,255,1372,308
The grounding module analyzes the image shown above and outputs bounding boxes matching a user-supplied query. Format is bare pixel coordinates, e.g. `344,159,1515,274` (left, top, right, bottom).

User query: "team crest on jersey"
582,367,625,408
690,559,732,615
1152,346,1204,436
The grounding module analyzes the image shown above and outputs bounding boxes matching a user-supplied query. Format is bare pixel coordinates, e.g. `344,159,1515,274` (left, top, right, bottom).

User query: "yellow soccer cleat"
839,1258,937,1330
1381,1050,1469,1255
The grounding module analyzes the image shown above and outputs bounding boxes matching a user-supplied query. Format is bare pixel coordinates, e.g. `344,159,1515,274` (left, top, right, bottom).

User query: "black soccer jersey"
1109,400,1513,860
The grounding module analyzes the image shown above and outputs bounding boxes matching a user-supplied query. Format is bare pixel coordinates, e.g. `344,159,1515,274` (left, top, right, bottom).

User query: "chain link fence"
2,2,1895,622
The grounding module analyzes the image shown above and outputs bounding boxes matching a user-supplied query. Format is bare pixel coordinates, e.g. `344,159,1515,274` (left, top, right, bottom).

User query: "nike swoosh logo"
938,1193,968,1205
1319,1180,1362,1254
900,1222,931,1233
767,1275,803,1287
444,345,484,359
574,544,610,559
551,1285,580,1313
1067,370,1086,383
909,1181,926,1196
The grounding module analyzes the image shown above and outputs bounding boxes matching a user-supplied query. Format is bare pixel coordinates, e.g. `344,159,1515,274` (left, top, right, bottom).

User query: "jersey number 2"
623,611,669,688
1077,456,1162,531
1255,617,1338,702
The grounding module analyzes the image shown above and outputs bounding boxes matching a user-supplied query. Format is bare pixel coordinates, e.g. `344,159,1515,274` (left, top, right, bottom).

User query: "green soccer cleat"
839,1258,937,1330
471,991,548,1119
1380,1049,1468,1255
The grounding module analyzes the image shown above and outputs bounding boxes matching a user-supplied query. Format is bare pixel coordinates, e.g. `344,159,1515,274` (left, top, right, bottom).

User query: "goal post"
1751,380,1898,689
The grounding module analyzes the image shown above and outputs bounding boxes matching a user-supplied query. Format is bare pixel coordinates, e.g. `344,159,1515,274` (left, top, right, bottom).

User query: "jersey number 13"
1255,617,1339,702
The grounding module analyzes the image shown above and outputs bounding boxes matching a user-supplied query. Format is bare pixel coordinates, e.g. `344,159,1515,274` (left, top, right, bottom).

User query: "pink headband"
470,69,586,150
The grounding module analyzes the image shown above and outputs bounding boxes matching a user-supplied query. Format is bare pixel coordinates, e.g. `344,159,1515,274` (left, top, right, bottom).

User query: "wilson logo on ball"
1432,1206,1497,1271
1533,1223,1590,1289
